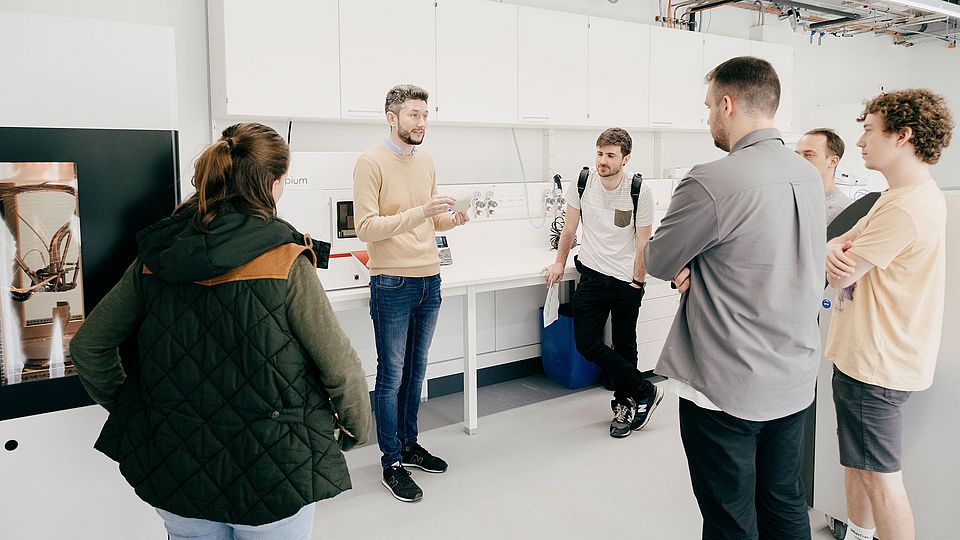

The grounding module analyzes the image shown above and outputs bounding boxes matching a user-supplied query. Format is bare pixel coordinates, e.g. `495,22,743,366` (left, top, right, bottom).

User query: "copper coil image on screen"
0,162,84,386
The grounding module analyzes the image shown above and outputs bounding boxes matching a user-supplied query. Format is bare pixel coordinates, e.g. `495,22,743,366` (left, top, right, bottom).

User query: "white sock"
843,521,876,540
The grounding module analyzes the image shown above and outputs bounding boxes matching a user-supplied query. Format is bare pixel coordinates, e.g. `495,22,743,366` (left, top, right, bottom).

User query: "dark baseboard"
365,359,662,402
424,359,661,399
427,358,546,398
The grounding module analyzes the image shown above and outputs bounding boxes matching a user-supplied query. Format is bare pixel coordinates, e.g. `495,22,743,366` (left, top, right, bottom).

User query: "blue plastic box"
539,304,599,389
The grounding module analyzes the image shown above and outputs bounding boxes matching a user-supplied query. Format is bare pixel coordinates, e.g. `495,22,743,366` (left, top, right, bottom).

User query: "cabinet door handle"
651,121,675,126
344,109,383,118
520,116,550,123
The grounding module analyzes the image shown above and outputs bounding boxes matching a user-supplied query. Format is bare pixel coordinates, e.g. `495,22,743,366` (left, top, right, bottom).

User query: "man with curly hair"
825,89,954,540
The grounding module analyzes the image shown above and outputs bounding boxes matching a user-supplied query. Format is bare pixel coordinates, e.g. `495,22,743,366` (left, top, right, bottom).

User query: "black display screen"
0,127,180,420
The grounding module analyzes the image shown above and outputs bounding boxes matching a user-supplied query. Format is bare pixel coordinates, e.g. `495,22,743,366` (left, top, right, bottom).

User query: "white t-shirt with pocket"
566,169,654,282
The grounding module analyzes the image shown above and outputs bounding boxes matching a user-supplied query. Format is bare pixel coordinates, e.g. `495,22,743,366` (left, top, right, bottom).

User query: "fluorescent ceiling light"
885,0,960,19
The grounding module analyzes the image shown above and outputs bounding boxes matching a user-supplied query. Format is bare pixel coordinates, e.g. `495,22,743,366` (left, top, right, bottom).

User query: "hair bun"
225,137,235,150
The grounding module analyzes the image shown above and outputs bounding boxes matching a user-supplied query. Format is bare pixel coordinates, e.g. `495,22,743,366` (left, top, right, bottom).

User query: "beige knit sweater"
353,144,454,277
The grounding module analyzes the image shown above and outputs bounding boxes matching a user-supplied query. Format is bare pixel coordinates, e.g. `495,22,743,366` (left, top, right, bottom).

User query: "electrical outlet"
438,182,557,222
542,188,555,213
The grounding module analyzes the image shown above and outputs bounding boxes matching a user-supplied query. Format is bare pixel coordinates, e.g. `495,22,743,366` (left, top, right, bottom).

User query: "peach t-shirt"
826,180,946,391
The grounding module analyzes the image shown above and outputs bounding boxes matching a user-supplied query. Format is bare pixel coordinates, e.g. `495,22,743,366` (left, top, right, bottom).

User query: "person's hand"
451,211,470,226
826,240,856,280
333,414,359,451
673,266,691,294
422,195,456,218
542,262,565,286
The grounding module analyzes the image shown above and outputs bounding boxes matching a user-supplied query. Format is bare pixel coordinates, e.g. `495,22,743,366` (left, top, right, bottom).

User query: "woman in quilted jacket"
70,122,372,540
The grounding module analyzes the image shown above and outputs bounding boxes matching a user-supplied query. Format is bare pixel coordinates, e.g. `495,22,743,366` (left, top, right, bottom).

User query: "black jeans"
679,399,811,540
571,260,654,403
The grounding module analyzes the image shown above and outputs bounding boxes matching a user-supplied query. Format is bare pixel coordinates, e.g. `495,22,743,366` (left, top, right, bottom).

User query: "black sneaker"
610,398,637,438
401,443,448,473
632,384,664,431
825,515,877,540
827,516,846,540
382,464,423,503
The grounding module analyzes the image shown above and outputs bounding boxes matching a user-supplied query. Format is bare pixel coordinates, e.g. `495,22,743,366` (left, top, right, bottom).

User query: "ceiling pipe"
774,0,862,19
809,15,863,28
682,0,955,45
728,0,904,39
687,0,743,14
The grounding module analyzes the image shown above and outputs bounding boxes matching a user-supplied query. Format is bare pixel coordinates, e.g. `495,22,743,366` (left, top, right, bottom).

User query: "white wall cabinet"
587,17,650,128
208,1,792,133
649,26,705,130
518,6,589,125
210,0,340,119
751,41,795,133
700,33,752,128
339,0,436,119
435,0,518,124
636,282,679,371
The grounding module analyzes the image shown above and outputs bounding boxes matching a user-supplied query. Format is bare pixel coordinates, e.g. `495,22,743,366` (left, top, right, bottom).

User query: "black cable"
549,209,566,250
287,121,292,144
550,174,567,250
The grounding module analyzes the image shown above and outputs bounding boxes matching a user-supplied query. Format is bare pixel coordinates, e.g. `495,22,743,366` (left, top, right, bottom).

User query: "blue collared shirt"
383,138,417,156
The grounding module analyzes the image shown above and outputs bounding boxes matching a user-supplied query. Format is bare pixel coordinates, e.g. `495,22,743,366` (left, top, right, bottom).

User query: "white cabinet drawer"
637,338,666,372
637,316,674,344
638,295,680,323
644,280,678,300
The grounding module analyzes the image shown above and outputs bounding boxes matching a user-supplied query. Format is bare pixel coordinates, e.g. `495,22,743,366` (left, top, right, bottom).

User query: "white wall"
0,0,211,192
906,42,960,187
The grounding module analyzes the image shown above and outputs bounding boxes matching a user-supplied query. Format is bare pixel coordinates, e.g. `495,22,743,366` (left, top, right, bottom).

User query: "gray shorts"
832,366,912,473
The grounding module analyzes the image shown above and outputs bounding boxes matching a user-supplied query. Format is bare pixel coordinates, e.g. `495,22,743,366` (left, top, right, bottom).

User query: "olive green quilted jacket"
70,208,371,525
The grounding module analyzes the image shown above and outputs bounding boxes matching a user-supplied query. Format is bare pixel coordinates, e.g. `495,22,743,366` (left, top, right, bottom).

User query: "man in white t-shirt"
543,127,663,438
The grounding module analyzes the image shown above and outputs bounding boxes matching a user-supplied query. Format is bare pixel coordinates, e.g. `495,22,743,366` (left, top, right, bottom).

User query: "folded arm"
644,175,719,282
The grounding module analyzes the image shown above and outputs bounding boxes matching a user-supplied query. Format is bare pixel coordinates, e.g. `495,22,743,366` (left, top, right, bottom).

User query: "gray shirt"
825,188,853,225
644,128,826,421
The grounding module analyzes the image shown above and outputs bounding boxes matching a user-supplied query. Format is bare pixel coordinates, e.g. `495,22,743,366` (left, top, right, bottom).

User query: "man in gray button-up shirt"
644,57,825,539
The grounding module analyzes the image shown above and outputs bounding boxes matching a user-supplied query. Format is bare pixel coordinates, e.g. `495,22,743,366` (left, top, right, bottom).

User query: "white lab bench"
324,247,676,435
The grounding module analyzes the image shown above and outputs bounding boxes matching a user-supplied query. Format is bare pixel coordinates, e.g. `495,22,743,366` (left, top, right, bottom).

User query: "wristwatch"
632,279,646,289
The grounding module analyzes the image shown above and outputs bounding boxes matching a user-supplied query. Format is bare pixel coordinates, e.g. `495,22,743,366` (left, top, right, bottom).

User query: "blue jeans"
156,503,315,540
369,273,442,469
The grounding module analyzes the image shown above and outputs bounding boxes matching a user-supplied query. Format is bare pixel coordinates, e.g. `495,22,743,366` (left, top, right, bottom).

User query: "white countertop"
322,246,672,309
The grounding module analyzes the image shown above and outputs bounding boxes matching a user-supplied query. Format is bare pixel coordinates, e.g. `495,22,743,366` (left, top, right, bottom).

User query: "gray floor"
315,374,835,539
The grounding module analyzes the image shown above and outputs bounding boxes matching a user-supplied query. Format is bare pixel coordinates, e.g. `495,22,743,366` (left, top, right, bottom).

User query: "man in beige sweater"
353,84,469,503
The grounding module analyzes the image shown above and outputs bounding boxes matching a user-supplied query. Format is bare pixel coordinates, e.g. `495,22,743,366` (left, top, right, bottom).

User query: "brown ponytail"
177,122,290,232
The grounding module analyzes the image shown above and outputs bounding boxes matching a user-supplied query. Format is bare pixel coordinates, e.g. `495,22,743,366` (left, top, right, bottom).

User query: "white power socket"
441,183,554,221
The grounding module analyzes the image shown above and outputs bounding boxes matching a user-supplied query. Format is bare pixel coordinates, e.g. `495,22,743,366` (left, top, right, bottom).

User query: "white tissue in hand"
451,198,471,213
543,284,560,327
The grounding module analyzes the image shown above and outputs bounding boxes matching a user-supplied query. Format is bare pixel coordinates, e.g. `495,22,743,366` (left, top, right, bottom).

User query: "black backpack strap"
553,174,564,192
630,173,643,224
577,166,590,201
